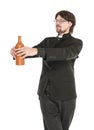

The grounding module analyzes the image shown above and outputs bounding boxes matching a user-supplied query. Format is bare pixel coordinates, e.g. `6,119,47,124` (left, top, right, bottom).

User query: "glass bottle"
15,36,25,65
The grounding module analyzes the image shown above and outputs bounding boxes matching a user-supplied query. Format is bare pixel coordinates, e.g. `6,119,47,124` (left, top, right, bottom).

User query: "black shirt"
28,33,83,101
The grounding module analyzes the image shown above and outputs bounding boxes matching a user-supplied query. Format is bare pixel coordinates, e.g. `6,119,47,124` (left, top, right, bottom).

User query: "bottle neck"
18,36,22,43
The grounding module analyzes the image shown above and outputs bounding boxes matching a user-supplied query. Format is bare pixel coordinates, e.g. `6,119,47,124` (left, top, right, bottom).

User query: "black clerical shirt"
29,33,83,101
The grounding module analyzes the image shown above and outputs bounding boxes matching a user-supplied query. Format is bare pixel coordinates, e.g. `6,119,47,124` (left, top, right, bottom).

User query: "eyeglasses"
54,19,67,24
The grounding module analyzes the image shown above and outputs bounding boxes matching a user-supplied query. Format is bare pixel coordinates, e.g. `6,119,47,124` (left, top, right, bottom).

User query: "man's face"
55,15,72,35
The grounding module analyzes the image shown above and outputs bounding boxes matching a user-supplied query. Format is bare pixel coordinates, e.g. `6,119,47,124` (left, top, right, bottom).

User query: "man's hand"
10,47,16,58
10,46,38,58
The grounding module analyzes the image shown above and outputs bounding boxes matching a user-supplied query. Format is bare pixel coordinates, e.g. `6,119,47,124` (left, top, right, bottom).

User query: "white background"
0,0,94,130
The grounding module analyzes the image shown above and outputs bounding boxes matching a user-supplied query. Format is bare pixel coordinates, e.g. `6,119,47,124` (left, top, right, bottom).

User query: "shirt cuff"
37,48,46,58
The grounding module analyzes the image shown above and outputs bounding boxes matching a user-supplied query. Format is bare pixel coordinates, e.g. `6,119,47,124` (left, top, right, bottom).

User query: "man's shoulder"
43,36,58,43
70,35,83,44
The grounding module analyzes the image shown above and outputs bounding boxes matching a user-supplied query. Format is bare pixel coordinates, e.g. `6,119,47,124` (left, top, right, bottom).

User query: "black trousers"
39,94,76,130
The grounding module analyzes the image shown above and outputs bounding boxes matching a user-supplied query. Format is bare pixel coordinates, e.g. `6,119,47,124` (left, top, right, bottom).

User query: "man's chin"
56,29,61,33
56,29,67,34
56,31,62,34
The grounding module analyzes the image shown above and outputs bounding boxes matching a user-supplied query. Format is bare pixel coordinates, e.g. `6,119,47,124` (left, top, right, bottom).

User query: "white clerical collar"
58,35,62,38
57,34,63,38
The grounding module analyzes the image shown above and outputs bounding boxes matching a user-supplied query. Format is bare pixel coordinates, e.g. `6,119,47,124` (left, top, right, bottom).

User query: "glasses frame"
54,19,68,24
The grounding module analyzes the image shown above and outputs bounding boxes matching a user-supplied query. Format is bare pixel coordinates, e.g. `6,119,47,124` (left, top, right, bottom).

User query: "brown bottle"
15,36,25,65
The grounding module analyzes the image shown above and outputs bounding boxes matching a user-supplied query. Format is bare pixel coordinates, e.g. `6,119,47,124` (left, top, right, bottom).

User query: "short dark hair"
55,10,76,33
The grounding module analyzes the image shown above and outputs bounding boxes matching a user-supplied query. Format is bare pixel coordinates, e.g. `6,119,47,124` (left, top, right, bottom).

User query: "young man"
10,10,83,130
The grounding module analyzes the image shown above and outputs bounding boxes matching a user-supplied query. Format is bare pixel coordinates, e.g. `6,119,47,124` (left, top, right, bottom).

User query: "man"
10,10,83,130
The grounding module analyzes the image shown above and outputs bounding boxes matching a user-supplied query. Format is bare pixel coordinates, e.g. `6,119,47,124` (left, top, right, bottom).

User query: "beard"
56,28,67,34
56,25,68,35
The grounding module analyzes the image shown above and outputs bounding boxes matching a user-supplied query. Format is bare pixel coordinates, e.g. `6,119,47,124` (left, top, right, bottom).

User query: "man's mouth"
56,25,61,28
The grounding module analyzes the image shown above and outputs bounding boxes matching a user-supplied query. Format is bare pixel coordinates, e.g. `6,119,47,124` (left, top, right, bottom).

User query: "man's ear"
69,21,72,27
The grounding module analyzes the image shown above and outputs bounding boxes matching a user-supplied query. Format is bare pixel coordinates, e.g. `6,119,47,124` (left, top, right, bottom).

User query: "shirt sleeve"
26,38,47,58
37,40,83,61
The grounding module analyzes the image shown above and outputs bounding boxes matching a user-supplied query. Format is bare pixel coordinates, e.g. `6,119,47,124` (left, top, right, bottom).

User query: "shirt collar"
57,33,71,39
